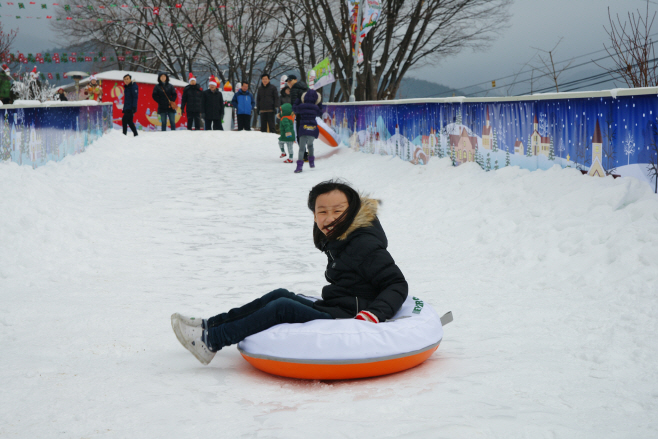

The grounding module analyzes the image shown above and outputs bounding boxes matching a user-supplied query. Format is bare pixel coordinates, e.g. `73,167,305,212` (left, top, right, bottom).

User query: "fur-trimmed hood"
337,197,379,241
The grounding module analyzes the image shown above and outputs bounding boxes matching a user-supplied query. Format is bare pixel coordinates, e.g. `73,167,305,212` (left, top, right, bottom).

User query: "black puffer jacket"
312,198,408,322
202,88,225,119
152,72,178,114
181,83,203,113
256,82,280,112
290,81,308,107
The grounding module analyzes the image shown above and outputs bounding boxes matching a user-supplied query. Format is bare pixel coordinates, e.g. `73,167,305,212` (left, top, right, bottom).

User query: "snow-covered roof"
68,70,189,88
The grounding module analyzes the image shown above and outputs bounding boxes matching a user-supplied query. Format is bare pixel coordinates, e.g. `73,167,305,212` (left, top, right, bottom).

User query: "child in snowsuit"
171,180,409,365
292,89,323,173
278,103,295,163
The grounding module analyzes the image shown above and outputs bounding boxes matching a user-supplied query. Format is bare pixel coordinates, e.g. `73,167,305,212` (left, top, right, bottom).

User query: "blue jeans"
205,288,333,351
160,111,176,131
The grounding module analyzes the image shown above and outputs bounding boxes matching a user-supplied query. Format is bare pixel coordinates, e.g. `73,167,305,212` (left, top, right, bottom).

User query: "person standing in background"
55,88,68,102
182,73,203,131
152,72,178,131
231,81,255,131
85,75,102,102
122,74,138,137
256,73,280,134
202,76,224,131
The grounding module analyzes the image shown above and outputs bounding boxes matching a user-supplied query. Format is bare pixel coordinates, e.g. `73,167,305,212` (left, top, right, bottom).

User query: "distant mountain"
397,77,480,99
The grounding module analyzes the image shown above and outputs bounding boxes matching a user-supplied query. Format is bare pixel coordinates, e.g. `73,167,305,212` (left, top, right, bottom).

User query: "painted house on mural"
529,114,551,157
589,118,605,177
514,138,525,155
450,127,478,164
63,71,189,131
482,107,492,149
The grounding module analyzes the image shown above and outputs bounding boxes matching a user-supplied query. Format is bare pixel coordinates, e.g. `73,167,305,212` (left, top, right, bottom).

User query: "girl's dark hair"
308,179,361,250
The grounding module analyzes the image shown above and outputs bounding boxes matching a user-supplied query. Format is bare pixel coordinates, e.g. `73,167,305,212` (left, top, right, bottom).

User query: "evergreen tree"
492,128,498,152
506,150,511,167
525,134,533,157
548,137,555,160
456,107,462,125
494,159,499,170
450,146,457,166
406,140,411,161
475,146,484,169
395,139,399,158
486,153,491,171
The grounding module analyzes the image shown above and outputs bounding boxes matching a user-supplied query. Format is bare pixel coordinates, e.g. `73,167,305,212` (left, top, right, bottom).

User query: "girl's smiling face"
314,190,349,236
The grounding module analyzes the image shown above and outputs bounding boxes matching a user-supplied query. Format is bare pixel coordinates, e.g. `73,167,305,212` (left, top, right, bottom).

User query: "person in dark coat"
122,74,138,137
152,72,178,131
256,73,280,134
280,86,292,107
286,75,308,108
231,81,255,131
56,88,68,102
170,180,408,365
287,75,310,158
292,89,323,173
181,73,203,130
202,76,224,131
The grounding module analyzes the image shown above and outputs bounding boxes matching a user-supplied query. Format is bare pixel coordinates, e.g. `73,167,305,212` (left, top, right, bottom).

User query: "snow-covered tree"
486,153,491,171
548,137,555,160
450,145,457,166
474,145,484,169
623,132,635,165
492,128,499,152
11,72,57,102
506,150,510,167
455,107,462,125
526,134,533,157
538,112,548,136
494,159,499,170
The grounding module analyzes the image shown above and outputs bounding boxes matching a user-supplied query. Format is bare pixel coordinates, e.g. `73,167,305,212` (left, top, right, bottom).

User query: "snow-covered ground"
1,130,657,438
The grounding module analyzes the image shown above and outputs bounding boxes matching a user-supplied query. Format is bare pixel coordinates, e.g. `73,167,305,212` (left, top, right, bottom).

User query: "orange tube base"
240,344,439,380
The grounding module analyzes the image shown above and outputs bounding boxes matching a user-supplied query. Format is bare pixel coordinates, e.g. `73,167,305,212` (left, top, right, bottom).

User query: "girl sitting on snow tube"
171,179,408,365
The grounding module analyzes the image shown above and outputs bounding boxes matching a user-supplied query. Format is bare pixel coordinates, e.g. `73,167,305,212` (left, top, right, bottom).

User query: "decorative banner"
324,93,658,190
307,58,335,90
0,104,113,168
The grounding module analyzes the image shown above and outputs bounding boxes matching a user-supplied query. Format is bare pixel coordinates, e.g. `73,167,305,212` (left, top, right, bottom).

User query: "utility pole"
349,0,363,102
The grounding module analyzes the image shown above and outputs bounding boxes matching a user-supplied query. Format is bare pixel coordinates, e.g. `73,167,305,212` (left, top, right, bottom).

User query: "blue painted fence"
324,88,658,191
0,103,113,169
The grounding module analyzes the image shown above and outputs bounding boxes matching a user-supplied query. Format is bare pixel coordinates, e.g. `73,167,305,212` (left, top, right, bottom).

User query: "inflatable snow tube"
316,117,340,147
238,295,445,380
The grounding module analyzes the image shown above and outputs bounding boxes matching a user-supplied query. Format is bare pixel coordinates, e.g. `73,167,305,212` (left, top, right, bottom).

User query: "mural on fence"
0,104,113,168
324,95,658,191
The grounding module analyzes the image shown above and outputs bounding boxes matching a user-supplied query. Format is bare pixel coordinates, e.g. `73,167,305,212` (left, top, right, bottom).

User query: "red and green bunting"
4,52,148,64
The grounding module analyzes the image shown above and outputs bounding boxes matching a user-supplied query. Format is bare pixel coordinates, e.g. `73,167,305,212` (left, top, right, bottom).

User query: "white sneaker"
171,316,216,365
171,313,204,327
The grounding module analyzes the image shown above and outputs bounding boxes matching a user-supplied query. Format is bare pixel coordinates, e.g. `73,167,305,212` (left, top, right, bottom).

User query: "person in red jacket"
171,179,408,365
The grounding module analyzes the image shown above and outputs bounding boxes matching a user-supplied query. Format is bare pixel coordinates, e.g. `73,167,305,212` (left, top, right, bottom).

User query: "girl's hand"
355,311,379,323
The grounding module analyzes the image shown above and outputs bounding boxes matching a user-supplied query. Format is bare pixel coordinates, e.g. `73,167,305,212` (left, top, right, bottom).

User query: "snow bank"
1,131,657,437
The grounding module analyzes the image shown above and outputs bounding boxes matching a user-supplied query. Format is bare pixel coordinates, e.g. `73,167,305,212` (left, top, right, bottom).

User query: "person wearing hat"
55,88,68,102
202,76,224,131
86,75,102,102
181,73,203,130
256,73,280,134
231,81,255,131
122,74,139,137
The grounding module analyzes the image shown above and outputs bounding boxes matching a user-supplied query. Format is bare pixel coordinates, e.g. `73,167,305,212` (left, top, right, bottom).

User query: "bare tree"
0,22,19,73
299,0,512,102
602,3,658,87
531,38,574,93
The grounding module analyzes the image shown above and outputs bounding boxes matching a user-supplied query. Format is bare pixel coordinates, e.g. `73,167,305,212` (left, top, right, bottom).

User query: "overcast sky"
413,0,656,94
1,0,655,93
